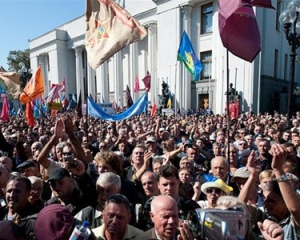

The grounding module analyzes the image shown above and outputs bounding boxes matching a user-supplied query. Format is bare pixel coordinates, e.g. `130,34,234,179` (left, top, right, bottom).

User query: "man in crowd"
92,194,143,239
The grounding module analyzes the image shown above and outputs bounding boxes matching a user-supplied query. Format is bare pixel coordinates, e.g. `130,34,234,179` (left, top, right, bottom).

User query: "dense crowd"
0,110,299,239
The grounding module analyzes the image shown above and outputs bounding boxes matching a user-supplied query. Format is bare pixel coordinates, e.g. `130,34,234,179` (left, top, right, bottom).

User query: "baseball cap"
17,161,36,170
146,136,157,143
48,168,71,182
231,167,250,183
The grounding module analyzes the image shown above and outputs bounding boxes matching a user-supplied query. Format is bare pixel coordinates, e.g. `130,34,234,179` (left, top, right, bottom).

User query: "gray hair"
32,141,43,150
96,172,121,190
28,176,43,186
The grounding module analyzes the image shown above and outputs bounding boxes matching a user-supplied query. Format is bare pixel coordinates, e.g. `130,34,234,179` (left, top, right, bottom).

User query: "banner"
88,92,148,121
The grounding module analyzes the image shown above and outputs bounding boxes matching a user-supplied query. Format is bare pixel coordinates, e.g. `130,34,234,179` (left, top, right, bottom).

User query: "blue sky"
0,0,85,70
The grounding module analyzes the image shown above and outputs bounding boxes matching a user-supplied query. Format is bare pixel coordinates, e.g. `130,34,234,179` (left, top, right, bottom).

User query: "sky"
0,0,85,70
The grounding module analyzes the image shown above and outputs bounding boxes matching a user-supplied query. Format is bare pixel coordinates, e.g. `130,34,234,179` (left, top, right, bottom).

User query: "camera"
65,155,76,167
194,208,250,240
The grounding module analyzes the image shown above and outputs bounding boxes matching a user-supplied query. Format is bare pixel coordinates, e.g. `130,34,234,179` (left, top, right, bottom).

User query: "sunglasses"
206,188,222,194
62,152,72,156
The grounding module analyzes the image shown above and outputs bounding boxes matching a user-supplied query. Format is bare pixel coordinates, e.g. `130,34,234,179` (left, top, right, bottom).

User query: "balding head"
211,156,229,181
150,195,178,240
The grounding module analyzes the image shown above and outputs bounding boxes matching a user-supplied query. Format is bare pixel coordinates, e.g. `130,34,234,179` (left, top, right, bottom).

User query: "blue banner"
88,92,148,121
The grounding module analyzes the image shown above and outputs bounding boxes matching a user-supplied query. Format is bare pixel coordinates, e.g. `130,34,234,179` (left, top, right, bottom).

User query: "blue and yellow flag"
177,31,203,80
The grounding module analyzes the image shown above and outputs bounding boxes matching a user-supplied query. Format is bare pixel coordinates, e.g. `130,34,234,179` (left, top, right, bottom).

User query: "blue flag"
88,92,148,121
177,31,203,80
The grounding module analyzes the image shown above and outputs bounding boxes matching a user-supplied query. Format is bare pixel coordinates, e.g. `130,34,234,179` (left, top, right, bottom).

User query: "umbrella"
219,0,261,62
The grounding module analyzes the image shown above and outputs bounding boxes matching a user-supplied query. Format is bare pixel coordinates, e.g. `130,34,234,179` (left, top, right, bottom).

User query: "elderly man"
141,165,199,231
92,194,143,239
139,195,194,240
75,172,122,228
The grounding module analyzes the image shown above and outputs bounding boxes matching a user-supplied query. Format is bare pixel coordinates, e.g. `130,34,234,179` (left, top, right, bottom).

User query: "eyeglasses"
206,188,222,194
62,152,72,156
99,145,106,148
229,151,237,154
239,143,247,146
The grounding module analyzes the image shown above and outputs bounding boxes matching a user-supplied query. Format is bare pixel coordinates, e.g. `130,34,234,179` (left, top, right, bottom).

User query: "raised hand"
246,150,261,176
54,119,64,139
270,144,286,172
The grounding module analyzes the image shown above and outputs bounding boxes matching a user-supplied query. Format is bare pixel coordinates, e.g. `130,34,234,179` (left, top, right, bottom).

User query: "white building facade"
29,0,299,115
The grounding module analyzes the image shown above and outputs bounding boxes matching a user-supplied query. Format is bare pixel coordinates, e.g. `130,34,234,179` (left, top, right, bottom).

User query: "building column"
114,52,123,107
75,47,84,102
130,43,138,101
38,55,49,98
181,5,193,111
87,65,95,99
96,61,108,103
147,23,157,104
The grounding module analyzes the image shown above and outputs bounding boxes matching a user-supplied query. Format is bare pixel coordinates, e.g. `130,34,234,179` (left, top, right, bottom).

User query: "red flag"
134,76,140,93
0,96,9,122
229,102,239,120
251,0,274,9
142,71,151,92
151,99,157,118
218,0,261,62
26,102,35,126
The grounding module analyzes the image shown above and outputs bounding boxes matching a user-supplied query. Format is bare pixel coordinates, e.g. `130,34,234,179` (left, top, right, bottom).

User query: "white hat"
201,178,233,195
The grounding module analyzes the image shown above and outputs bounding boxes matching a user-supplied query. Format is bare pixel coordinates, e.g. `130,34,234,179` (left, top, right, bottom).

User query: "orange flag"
19,66,44,104
26,102,35,126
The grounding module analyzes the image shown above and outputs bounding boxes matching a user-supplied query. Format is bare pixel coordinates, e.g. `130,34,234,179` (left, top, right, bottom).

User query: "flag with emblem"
177,31,203,80
19,66,44,104
0,72,21,98
85,0,147,69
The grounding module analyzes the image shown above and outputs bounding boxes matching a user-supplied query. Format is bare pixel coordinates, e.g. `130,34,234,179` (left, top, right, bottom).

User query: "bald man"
138,195,194,240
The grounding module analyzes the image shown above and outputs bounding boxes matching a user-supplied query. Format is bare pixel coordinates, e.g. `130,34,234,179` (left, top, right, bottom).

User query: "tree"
7,49,30,72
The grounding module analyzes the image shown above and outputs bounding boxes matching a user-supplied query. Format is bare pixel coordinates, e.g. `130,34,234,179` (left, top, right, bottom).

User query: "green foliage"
7,49,30,72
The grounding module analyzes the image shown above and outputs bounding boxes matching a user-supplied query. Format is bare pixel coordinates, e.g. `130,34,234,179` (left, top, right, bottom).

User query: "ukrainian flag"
177,31,203,80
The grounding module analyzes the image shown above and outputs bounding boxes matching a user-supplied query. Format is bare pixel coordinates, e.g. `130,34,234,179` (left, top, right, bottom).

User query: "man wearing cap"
231,166,263,207
16,160,39,177
197,178,233,209
145,136,163,157
45,165,96,216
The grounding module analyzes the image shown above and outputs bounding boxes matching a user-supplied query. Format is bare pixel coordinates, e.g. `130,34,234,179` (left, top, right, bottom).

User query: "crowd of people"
0,110,299,239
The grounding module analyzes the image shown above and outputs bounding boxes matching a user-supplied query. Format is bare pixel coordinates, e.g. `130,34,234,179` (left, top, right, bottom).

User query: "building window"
82,51,85,69
276,0,281,31
201,3,213,34
274,49,278,78
200,51,212,80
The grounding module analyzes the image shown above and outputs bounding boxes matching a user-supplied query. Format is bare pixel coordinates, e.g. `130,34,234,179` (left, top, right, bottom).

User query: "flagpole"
174,62,178,118
226,49,230,164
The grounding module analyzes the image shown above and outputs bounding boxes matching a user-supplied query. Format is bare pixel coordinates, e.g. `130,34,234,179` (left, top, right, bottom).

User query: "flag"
142,71,151,92
0,96,9,122
151,99,157,118
251,0,274,9
88,92,148,121
46,85,60,103
25,102,35,126
0,72,21,98
19,66,44,104
76,91,82,118
85,0,147,69
218,0,261,62
167,91,172,108
177,31,203,80
51,78,66,92
33,98,40,118
134,76,140,93
126,85,133,108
